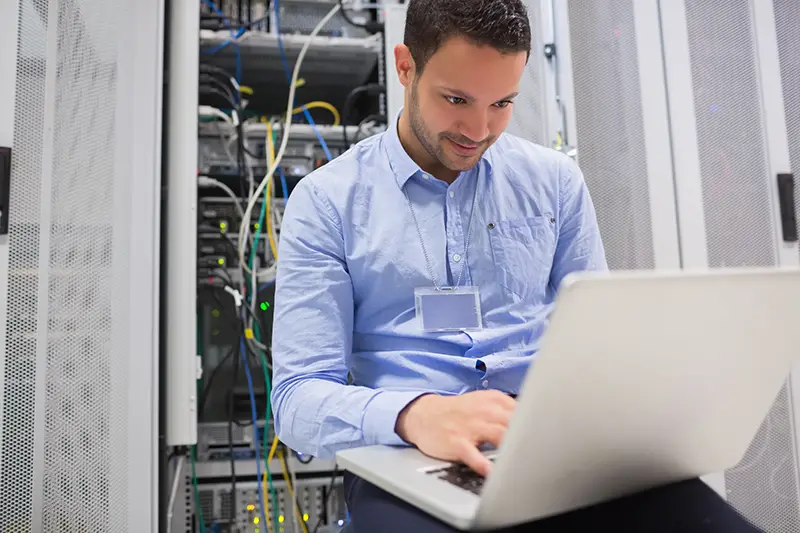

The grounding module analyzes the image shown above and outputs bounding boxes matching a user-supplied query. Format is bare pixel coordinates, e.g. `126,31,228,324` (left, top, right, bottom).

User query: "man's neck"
397,112,459,184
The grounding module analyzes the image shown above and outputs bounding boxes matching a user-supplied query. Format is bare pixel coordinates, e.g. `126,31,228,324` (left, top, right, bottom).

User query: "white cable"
198,176,244,219
238,2,342,268
166,455,186,533
199,105,232,124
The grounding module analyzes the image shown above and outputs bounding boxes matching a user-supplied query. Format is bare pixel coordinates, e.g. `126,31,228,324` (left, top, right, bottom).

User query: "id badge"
414,286,483,332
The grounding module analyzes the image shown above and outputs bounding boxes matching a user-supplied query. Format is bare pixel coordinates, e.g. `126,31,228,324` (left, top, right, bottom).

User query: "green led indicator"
217,257,225,266
260,302,270,311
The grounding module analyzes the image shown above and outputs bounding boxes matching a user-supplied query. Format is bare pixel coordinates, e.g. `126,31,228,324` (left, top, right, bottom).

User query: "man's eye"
494,100,513,108
446,96,466,105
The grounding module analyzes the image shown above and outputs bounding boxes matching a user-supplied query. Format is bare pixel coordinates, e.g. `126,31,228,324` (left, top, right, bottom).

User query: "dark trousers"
342,472,764,533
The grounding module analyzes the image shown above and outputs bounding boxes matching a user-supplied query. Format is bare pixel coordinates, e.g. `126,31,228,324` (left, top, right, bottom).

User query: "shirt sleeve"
550,155,609,289
270,180,428,459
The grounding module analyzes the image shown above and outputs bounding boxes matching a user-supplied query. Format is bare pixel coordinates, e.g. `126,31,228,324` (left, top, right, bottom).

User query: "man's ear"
394,44,415,88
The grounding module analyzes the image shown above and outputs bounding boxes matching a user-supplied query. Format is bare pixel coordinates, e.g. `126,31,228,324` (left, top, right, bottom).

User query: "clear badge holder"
414,286,483,332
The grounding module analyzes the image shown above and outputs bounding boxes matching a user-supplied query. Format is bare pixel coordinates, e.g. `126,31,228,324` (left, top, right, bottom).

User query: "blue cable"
301,107,333,161
278,167,290,201
239,336,269,530
257,281,276,294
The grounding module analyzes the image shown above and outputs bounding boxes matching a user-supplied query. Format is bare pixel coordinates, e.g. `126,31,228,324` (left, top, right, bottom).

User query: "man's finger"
483,404,513,427
475,423,506,449
493,392,517,412
457,440,493,477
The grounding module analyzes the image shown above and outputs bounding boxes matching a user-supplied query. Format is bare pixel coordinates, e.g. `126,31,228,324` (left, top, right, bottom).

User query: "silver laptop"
336,268,800,531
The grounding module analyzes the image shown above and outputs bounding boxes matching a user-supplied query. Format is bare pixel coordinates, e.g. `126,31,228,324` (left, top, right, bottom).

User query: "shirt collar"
383,107,493,189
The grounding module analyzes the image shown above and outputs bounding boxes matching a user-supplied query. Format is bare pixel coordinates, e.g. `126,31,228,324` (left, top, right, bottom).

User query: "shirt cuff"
361,390,431,447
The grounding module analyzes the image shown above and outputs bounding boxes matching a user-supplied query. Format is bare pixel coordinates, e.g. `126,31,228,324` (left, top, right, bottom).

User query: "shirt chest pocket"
487,215,557,301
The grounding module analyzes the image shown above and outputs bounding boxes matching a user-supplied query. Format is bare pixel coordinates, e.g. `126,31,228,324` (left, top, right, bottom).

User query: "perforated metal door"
1,1,50,529
682,1,800,531
565,0,655,271
774,0,800,258
0,0,142,531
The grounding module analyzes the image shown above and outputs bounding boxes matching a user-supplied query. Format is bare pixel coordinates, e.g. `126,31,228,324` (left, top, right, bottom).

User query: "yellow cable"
264,121,279,261
292,101,341,126
262,436,281,520
278,450,311,533
268,436,280,463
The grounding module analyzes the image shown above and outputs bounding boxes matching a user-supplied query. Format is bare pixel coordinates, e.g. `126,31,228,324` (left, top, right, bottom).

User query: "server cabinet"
659,1,800,529
557,1,799,531
0,1,164,531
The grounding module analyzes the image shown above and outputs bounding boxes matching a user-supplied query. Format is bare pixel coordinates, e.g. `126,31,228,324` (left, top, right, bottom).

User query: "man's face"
397,36,527,173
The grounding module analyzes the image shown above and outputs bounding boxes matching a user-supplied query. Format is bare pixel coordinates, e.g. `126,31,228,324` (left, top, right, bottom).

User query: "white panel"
631,0,680,270
164,0,199,446
658,0,709,269
122,0,164,529
384,3,406,121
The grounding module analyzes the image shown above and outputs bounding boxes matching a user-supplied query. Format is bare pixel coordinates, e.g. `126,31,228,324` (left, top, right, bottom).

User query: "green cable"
191,445,207,533
255,319,280,528
248,170,279,529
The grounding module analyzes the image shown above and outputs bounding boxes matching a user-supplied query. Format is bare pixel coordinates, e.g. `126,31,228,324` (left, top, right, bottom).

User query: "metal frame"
123,0,166,528
164,0,200,447
0,0,20,487
658,0,709,270
632,0,681,270
31,2,61,529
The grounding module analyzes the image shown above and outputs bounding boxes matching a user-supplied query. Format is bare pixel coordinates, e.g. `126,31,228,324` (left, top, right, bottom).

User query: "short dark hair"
404,0,531,74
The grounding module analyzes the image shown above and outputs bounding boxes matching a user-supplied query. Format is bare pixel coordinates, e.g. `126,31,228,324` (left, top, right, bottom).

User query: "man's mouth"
447,138,481,156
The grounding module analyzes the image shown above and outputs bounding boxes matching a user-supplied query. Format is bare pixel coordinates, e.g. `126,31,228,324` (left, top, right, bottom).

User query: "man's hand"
395,391,516,477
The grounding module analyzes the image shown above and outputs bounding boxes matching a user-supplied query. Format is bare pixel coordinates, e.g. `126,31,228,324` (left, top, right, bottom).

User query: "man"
271,0,762,531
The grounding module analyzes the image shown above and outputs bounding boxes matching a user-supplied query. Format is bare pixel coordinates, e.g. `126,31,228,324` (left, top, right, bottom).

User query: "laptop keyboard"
426,458,495,495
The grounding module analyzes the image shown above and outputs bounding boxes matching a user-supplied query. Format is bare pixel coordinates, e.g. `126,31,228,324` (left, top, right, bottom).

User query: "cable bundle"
187,2,347,533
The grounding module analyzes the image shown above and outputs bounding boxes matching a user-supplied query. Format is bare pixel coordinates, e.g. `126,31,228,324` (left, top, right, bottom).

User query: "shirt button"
482,380,489,388
453,253,462,262
422,173,430,180
449,190,454,198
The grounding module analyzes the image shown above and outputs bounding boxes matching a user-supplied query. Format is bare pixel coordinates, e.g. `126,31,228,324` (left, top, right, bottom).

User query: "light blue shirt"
271,112,607,459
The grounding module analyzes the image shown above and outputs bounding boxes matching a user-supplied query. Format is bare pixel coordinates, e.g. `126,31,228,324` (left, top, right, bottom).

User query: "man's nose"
460,108,490,143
